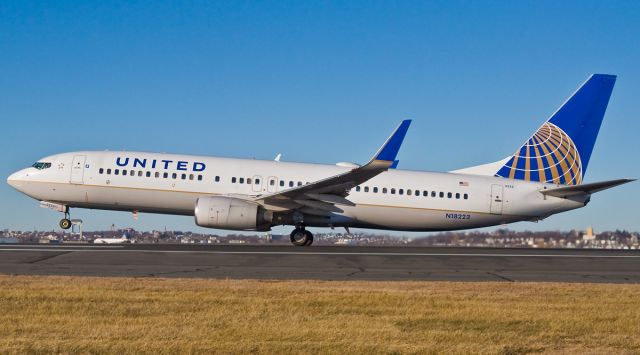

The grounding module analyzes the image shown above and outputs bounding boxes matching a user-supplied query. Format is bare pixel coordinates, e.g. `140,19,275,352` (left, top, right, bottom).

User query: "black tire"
290,228,310,246
303,230,314,246
59,218,72,230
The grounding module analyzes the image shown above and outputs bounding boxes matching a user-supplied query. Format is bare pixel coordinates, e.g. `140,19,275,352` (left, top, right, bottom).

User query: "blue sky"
1,1,639,235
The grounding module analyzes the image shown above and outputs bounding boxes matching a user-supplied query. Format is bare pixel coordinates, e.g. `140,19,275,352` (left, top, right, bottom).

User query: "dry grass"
0,275,639,354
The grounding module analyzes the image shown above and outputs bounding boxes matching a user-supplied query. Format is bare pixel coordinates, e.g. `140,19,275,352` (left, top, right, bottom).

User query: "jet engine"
194,196,272,231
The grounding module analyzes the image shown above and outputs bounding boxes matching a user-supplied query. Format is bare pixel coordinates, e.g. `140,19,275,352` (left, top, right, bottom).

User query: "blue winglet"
373,120,412,162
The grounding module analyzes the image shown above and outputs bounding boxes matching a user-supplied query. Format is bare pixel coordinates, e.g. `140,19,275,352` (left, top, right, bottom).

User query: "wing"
540,178,635,198
252,120,411,215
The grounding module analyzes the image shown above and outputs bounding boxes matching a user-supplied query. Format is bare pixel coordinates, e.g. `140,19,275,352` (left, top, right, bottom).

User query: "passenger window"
115,169,120,175
415,190,420,196
130,170,135,176
297,181,302,186
407,189,412,195
99,168,104,174
399,189,404,195
181,173,187,180
155,172,160,178
431,191,436,197
122,170,127,176
270,179,275,186
391,188,396,194
423,190,428,197
106,169,111,174
456,193,460,199
198,175,203,181
447,192,452,198
253,178,258,184
464,193,469,200
356,186,361,192
189,174,194,180
280,180,284,187
215,176,220,182
138,171,143,177
383,188,387,194
172,173,177,179
364,186,369,192
373,187,378,193
247,178,252,184
232,177,236,183
163,172,168,178
289,181,294,187
439,192,444,198
146,171,151,177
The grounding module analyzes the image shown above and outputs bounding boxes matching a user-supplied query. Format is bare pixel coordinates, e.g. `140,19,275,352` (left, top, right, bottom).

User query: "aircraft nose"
7,171,24,189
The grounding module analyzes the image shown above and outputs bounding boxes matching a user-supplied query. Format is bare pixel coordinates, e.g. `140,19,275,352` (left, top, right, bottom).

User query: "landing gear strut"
59,211,72,230
290,226,313,246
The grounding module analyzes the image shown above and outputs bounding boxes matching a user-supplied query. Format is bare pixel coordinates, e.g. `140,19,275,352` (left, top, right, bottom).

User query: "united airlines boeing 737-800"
7,74,634,245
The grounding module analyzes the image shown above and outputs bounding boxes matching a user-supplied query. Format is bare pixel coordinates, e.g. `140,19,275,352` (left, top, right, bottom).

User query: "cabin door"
70,155,87,184
490,184,504,214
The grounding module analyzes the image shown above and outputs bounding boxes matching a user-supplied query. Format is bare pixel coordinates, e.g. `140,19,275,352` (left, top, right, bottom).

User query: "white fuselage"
7,151,587,232
93,236,130,244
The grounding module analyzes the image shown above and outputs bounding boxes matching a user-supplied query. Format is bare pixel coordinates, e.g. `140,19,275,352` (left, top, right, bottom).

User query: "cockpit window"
32,162,52,170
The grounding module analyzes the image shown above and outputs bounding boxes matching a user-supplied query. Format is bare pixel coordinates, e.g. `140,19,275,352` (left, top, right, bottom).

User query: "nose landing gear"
290,226,313,246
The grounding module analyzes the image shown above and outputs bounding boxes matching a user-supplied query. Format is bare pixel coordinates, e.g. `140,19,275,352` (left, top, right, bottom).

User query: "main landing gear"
59,211,72,230
290,226,313,246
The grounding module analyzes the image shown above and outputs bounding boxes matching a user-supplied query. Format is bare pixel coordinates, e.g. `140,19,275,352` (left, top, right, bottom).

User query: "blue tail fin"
494,74,616,185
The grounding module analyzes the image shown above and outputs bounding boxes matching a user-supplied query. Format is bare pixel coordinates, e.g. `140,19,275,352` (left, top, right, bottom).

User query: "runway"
1,244,639,283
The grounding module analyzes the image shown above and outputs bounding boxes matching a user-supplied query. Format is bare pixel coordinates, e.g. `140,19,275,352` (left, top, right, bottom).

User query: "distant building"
582,226,597,241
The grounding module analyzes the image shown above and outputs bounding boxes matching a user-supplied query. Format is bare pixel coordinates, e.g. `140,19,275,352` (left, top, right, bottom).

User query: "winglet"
371,120,411,163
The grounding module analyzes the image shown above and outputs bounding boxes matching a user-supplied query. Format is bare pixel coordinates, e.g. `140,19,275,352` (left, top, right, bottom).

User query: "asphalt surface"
1,244,639,283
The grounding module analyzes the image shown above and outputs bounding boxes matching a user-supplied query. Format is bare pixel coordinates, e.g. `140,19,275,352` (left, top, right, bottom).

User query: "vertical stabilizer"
455,74,616,185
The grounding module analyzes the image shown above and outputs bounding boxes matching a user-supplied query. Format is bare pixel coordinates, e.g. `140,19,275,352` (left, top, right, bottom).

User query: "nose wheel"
290,227,313,246
59,212,72,230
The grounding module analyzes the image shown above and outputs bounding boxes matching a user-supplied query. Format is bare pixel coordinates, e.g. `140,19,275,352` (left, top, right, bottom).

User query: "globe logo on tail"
495,122,582,185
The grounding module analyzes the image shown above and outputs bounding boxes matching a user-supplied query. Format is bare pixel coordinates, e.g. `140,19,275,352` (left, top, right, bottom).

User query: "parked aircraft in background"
7,74,633,245
93,232,132,244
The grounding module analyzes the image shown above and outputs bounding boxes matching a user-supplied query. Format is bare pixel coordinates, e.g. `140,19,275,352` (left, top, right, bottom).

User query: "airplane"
93,233,131,244
7,74,634,246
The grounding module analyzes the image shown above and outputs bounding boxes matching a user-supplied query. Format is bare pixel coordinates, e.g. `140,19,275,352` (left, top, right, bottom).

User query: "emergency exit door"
490,184,503,214
70,155,86,184
252,175,263,192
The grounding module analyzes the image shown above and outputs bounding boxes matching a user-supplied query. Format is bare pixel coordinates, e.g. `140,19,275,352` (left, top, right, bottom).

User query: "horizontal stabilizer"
540,178,635,198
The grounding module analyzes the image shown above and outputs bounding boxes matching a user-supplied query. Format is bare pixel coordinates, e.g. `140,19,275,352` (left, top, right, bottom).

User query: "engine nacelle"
194,196,272,231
